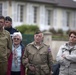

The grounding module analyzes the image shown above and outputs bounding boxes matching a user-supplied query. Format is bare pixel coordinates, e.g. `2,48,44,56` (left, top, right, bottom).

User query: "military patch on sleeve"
48,47,51,52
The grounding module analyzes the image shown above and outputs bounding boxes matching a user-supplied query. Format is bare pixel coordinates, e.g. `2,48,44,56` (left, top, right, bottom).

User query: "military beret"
5,16,12,22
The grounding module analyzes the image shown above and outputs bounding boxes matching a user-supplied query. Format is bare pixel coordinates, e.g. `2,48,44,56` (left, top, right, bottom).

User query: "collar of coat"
30,41,44,49
62,42,76,51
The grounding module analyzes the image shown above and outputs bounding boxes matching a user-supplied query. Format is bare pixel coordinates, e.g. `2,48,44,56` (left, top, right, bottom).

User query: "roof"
26,0,76,8
56,0,76,8
26,0,57,4
1,0,76,8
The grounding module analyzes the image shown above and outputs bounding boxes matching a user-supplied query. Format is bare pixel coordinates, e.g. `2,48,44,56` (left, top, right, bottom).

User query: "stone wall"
43,31,67,60
51,40,67,60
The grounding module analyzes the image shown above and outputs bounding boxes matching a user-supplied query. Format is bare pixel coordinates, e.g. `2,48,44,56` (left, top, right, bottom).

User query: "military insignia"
48,47,51,52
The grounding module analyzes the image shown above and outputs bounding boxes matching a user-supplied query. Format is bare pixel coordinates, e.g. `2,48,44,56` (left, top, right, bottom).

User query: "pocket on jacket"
41,64,49,74
28,53,34,61
60,67,65,71
40,53,47,62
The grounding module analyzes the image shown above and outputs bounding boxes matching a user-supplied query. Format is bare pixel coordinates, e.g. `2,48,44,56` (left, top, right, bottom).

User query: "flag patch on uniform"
48,48,51,52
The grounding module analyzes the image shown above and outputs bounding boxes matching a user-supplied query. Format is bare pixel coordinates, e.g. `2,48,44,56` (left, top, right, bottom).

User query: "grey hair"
12,32,22,40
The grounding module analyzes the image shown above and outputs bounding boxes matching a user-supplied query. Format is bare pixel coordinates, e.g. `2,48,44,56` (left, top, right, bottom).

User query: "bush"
15,24,39,34
49,28,57,34
15,25,28,33
57,29,63,35
66,29,71,34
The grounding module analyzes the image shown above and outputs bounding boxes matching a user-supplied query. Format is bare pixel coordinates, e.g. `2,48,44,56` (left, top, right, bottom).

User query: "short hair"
69,30,76,36
12,32,22,40
34,30,42,34
0,16,5,20
5,16,12,22
34,30,44,37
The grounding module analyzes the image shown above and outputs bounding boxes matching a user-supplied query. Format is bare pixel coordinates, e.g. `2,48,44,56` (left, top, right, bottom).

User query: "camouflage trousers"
26,68,50,75
0,62,7,75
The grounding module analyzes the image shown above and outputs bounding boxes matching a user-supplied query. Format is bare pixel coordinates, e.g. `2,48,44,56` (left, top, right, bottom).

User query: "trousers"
0,62,7,75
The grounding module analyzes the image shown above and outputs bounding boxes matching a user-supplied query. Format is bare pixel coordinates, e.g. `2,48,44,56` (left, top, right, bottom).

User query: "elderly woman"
7,32,25,75
56,31,76,75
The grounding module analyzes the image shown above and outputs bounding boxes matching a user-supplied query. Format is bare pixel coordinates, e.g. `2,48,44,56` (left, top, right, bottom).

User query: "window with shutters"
72,12,76,28
66,12,70,27
17,4,24,22
46,9,53,26
62,11,70,27
33,6,38,23
0,3,2,16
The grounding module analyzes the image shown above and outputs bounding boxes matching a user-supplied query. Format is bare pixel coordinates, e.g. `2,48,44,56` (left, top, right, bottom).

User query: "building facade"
0,0,76,31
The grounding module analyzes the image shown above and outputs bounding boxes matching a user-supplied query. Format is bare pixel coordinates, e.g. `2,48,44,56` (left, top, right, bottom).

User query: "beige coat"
0,30,12,62
22,42,53,75
0,30,12,75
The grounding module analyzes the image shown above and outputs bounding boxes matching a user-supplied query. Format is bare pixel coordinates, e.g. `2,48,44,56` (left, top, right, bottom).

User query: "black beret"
5,16,12,22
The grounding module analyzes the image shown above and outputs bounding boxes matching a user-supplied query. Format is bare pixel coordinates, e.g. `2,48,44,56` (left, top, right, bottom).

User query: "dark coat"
5,26,18,36
52,63,60,75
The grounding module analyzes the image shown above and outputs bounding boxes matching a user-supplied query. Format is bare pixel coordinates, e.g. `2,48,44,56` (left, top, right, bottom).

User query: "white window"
46,9,52,25
66,12,70,27
0,3,2,16
62,11,70,27
17,4,24,22
33,6,38,23
73,12,76,28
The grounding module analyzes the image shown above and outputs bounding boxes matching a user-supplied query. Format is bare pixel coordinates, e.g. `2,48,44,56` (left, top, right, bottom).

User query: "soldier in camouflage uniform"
0,16,12,75
22,31,53,75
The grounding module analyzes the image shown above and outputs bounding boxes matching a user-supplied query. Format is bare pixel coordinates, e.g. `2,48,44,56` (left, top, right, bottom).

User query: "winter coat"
56,42,76,75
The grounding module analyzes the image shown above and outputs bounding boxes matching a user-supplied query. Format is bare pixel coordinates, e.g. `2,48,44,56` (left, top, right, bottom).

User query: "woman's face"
69,33,76,45
13,35,21,45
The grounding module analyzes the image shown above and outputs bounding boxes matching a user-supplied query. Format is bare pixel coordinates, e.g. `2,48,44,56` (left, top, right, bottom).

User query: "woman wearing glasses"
7,32,25,75
56,31,76,75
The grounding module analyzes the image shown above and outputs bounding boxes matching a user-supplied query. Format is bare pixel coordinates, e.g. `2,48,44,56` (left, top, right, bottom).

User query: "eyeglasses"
13,38,20,40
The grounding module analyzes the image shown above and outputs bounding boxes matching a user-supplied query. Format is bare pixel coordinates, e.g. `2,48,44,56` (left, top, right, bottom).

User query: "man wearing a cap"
4,16,18,37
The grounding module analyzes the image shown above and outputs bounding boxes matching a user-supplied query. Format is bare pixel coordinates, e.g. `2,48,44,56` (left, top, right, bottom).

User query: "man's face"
69,33,76,45
0,19,5,29
5,21,12,28
34,33,43,43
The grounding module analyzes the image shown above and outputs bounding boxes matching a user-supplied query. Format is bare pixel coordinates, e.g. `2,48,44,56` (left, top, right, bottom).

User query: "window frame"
17,3,25,22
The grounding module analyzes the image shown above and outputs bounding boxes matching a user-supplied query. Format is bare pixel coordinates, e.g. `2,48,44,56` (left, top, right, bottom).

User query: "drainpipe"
9,0,12,6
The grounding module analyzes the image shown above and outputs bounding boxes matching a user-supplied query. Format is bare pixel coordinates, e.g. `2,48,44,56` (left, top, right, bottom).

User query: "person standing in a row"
7,32,25,75
56,31,76,75
4,16,18,37
22,31,53,75
0,15,12,75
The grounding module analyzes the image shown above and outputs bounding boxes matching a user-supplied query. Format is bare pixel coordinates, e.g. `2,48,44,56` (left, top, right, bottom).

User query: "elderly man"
0,16,12,75
22,31,53,75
